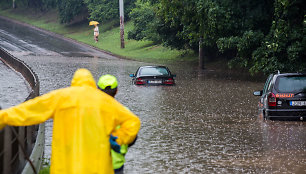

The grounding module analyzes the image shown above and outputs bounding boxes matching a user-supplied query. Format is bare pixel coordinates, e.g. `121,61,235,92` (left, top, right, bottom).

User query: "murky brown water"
1,17,305,174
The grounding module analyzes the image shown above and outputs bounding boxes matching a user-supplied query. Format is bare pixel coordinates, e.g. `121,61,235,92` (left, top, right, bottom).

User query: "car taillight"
164,78,174,85
135,78,145,85
268,92,276,106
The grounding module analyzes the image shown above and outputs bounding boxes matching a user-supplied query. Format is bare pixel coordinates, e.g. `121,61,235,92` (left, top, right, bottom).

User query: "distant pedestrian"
0,68,141,174
97,74,139,174
94,24,99,43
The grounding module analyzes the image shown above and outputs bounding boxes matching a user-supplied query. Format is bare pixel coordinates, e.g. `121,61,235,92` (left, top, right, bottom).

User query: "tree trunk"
199,38,204,69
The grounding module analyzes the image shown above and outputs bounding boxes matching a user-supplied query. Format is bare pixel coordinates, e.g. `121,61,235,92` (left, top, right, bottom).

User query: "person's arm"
0,89,60,128
128,135,137,147
112,104,141,145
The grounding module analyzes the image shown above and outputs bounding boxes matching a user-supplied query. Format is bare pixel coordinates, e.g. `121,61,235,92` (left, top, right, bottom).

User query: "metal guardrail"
0,47,44,174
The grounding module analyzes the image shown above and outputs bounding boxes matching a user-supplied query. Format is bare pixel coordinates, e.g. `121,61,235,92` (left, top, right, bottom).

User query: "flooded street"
1,18,305,173
0,61,30,108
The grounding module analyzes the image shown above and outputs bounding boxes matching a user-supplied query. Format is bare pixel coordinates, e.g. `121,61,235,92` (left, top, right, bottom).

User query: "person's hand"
109,135,121,153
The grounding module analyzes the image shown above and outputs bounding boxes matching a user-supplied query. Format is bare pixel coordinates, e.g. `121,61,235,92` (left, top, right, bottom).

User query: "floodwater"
0,17,305,174
0,61,30,108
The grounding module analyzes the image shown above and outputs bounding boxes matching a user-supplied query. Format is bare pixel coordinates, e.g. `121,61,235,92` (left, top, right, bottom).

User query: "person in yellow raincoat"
97,74,138,174
0,68,141,174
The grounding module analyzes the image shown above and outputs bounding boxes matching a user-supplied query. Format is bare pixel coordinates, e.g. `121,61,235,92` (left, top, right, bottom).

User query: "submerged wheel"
263,110,267,120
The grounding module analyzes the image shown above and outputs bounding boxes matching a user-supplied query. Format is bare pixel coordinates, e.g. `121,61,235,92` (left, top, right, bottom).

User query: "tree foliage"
3,0,305,74
127,0,160,43
129,0,305,74
8,0,136,24
12,0,56,10
83,0,136,22
56,0,86,23
250,0,306,74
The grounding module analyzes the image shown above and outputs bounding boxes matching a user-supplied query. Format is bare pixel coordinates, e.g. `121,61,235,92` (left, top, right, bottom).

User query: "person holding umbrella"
89,21,100,43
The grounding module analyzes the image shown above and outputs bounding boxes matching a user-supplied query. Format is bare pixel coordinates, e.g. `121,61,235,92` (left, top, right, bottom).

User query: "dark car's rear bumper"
134,83,175,86
266,108,306,121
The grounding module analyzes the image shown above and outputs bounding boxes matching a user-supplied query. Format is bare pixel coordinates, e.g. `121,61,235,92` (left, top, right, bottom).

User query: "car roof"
136,66,172,76
273,72,306,77
139,65,168,68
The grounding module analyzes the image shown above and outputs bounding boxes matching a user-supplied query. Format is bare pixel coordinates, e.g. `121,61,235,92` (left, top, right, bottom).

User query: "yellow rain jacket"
0,68,141,174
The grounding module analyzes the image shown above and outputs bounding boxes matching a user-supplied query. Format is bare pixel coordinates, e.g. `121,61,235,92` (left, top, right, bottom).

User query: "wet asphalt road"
0,17,305,174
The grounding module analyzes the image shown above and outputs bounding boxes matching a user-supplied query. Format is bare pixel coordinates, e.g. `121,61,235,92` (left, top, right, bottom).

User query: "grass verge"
39,166,50,174
0,8,197,64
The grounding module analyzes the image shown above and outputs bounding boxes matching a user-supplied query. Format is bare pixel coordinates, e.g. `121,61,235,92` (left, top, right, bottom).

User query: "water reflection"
261,121,306,150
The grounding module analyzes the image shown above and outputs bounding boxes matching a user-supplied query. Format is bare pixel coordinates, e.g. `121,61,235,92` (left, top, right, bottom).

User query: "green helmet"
97,74,118,90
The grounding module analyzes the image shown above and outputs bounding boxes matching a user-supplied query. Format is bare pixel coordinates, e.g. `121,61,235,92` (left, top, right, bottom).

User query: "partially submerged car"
253,72,306,121
130,66,176,85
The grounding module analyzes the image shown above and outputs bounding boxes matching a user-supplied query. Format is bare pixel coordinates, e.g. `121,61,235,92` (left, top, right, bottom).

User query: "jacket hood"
71,68,96,87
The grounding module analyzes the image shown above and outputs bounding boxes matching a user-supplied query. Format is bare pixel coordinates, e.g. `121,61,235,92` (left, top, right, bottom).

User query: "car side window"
263,74,273,94
267,80,273,92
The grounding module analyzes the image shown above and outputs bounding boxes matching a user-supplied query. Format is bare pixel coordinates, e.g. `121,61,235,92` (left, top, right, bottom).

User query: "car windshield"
139,67,169,76
275,76,306,93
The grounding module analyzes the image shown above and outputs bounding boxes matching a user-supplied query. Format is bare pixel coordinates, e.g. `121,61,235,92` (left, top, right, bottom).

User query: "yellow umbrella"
89,21,99,26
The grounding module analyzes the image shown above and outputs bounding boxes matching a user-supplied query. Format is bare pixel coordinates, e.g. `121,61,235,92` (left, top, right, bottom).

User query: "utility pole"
13,0,15,8
119,0,125,48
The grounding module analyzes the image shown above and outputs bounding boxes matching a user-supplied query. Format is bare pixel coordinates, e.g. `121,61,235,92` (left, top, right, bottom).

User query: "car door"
260,74,274,115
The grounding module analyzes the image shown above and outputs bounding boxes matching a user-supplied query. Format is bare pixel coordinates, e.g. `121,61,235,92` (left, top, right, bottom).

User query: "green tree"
128,0,160,43
15,0,43,8
0,0,12,9
152,0,305,74
156,0,198,50
216,0,274,69
84,0,136,22
251,0,306,74
56,0,87,23
41,0,57,10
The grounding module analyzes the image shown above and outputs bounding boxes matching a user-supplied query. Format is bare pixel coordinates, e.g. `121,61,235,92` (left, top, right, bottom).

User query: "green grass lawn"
0,8,197,64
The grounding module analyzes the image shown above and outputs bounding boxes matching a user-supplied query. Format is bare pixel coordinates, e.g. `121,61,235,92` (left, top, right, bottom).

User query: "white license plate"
148,80,162,84
290,101,306,106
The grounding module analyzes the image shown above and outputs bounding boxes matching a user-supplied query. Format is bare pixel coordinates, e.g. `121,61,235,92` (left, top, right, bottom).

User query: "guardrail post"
19,127,26,168
26,127,33,155
3,127,12,174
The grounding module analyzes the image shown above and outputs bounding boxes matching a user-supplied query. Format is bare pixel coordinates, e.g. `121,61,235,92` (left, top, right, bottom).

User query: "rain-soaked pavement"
0,17,305,173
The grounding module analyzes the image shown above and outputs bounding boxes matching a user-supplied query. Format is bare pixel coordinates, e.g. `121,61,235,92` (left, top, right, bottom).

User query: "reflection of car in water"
260,121,306,152
253,72,306,121
130,66,176,85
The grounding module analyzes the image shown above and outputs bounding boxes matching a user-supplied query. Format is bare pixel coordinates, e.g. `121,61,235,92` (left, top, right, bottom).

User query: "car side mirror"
172,74,176,77
129,74,135,77
253,90,263,96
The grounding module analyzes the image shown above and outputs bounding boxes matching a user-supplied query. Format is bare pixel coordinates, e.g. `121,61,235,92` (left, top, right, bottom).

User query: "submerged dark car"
253,72,306,121
130,66,176,85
